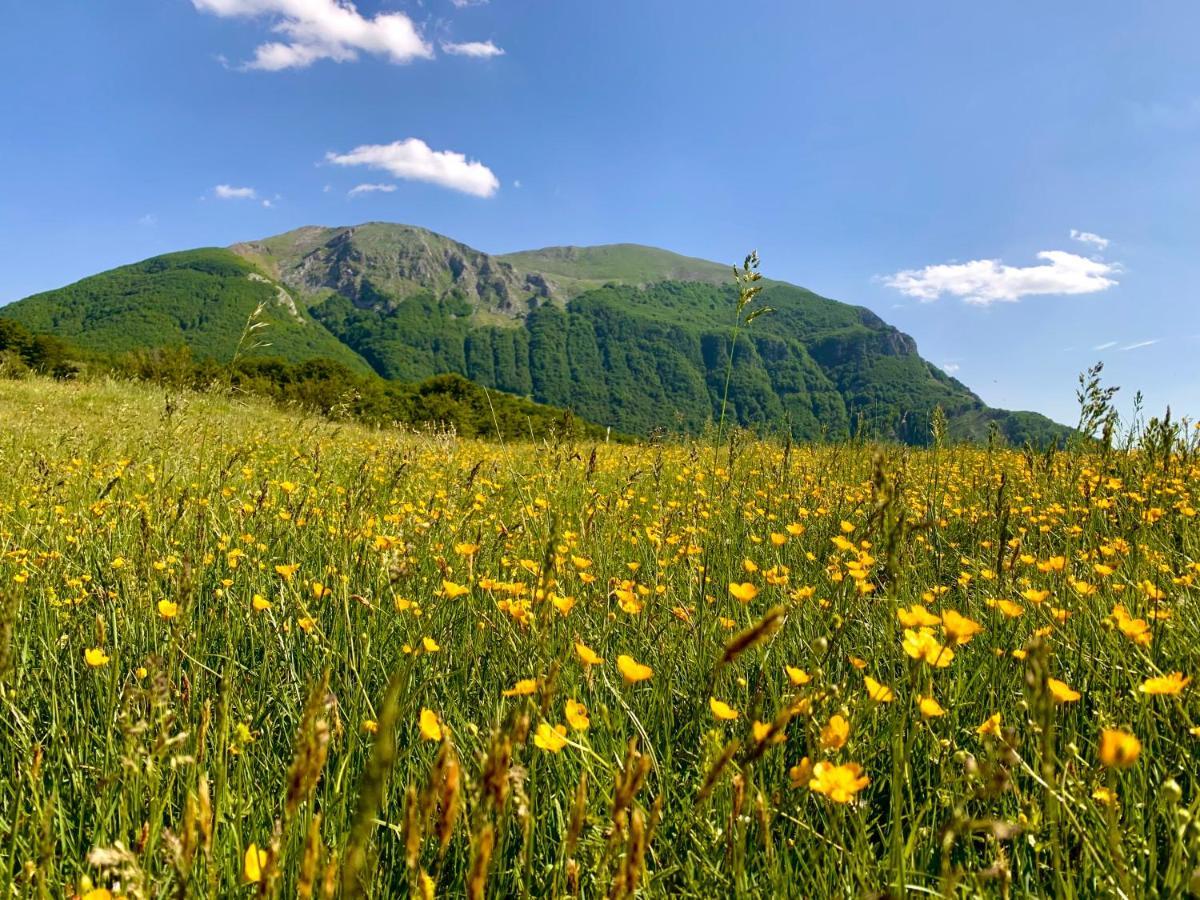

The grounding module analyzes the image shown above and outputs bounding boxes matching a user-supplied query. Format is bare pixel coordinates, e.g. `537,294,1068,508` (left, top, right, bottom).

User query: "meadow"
0,376,1197,898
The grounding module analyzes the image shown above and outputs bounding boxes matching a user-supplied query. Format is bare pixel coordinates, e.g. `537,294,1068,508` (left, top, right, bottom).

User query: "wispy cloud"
1093,340,1118,351
1120,339,1159,351
214,184,258,200
941,361,960,375
326,138,499,198
1070,229,1110,250
348,183,397,196
137,213,158,227
883,250,1119,306
192,0,433,70
441,40,504,58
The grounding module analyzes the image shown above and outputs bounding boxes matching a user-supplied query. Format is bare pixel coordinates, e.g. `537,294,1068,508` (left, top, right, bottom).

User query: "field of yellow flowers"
0,376,1197,898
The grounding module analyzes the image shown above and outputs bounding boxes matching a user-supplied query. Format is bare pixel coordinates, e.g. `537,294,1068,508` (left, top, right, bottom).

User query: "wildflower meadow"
0,374,1197,898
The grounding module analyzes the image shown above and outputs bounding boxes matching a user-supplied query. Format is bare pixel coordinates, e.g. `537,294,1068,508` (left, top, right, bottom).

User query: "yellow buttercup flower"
977,713,1002,737
419,708,443,742
533,722,568,752
784,665,811,686
919,696,946,718
864,676,894,703
1047,678,1081,703
442,580,470,599
808,761,869,803
617,654,653,683
502,678,538,697
84,647,110,668
1099,728,1140,768
565,699,590,731
157,599,179,619
243,843,268,884
709,696,739,721
1139,672,1190,696
819,714,849,750
575,642,605,665
728,582,759,603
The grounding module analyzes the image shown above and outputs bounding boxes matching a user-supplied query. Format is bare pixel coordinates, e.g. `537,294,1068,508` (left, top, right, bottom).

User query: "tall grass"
0,375,1196,897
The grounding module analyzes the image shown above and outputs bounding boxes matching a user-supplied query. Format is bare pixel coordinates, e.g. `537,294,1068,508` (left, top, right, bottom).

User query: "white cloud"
1070,229,1110,250
348,182,397,196
138,213,158,227
941,362,960,374
441,40,504,58
326,138,499,197
1093,340,1118,351
451,0,488,7
214,184,258,200
1120,339,1159,351
884,250,1119,306
192,0,433,71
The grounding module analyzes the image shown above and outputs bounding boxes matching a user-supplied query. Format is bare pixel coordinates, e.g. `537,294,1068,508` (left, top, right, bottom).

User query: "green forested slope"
2,249,372,372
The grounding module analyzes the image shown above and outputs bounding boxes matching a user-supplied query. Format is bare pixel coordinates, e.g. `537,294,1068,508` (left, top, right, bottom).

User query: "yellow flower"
897,604,940,628
808,761,869,803
362,719,378,734
422,636,440,653
419,708,443,742
157,599,179,619
919,696,946,718
788,756,814,788
1139,672,1190,696
81,890,115,900
977,713,1003,737
864,676,894,703
839,520,856,534
84,647,110,668
709,696,739,721
274,563,300,580
454,542,480,556
819,714,849,750
442,580,470,599
902,628,953,668
503,678,538,697
243,843,268,884
252,594,272,612
1092,786,1118,806
565,699,590,732
575,642,605,666
533,722,568,752
1099,728,1140,768
784,665,811,686
990,599,1023,618
752,720,779,743
1021,588,1050,605
1047,678,1080,703
941,610,983,645
617,654,653,683
728,582,759,603
1037,555,1066,573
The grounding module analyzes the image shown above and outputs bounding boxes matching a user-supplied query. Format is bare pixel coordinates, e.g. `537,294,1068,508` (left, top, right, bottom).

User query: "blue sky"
3,1,1198,425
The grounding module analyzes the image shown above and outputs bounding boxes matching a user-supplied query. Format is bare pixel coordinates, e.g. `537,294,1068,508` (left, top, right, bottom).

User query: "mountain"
3,248,372,372
1,223,1068,445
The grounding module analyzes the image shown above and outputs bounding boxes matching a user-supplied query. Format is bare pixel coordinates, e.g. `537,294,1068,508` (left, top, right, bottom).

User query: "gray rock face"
233,223,553,317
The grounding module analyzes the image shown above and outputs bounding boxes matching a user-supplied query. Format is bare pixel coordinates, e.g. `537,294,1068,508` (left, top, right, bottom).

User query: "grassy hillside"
0,375,1195,896
1,249,373,372
500,243,734,297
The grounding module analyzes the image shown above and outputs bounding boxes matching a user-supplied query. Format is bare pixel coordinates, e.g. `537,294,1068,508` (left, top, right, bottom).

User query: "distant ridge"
1,222,1069,445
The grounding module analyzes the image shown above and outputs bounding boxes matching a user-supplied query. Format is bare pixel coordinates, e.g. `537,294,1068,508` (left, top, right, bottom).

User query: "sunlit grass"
0,375,1197,897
